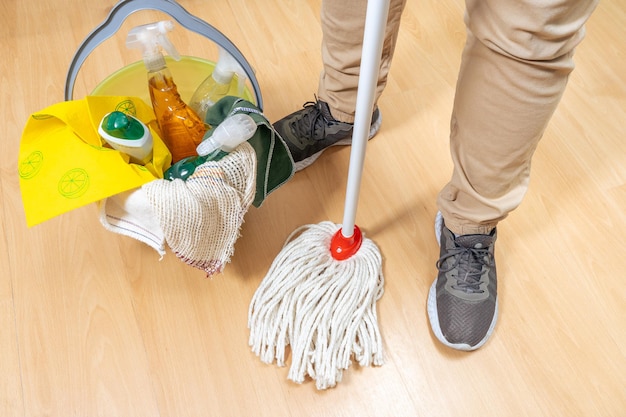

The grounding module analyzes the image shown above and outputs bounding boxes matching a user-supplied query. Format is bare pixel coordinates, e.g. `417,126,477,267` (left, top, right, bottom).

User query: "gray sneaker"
427,212,498,351
273,99,382,171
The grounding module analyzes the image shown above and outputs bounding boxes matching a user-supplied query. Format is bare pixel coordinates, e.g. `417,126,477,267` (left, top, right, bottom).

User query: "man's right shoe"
427,212,498,351
273,99,382,171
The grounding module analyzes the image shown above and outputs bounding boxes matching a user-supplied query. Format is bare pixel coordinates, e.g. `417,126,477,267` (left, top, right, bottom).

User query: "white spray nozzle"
126,20,180,70
213,47,248,94
196,113,257,156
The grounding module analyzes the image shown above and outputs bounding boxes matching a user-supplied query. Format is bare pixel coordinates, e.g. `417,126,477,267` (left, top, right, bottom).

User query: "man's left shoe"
273,99,381,171
427,212,498,351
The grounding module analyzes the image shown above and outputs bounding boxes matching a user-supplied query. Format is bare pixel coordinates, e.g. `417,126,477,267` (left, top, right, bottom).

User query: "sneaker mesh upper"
432,221,498,348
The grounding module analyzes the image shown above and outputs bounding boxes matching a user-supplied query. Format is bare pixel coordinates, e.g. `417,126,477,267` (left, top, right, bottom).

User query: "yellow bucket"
91,55,255,104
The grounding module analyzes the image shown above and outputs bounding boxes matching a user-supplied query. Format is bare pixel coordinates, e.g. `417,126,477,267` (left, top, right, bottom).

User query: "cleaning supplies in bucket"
126,20,206,164
99,97,295,275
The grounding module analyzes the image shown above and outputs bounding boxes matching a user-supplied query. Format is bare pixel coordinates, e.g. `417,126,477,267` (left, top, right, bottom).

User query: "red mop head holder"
330,225,363,260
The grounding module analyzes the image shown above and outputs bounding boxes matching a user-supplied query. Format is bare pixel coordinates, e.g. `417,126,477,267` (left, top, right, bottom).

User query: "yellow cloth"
18,96,171,227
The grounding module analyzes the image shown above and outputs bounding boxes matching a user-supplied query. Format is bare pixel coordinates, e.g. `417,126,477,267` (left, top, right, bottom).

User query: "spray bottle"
188,47,248,121
164,113,257,181
126,20,206,164
196,113,257,157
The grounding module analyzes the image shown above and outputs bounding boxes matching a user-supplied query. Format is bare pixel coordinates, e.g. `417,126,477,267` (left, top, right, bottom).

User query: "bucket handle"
64,0,263,109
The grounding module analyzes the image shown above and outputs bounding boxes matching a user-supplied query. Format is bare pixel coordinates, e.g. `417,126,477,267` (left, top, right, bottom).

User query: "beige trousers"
318,0,598,235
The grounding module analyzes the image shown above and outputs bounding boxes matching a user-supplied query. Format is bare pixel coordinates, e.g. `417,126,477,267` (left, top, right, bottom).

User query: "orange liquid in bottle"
149,70,207,163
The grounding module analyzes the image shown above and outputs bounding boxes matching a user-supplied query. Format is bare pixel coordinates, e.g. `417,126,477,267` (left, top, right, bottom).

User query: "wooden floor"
2,0,625,416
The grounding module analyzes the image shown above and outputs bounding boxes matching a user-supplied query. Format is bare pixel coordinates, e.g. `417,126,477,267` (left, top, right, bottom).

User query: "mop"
248,0,390,390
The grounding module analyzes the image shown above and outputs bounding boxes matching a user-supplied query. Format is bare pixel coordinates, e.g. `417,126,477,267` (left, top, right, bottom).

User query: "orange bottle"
127,21,207,163
148,67,206,162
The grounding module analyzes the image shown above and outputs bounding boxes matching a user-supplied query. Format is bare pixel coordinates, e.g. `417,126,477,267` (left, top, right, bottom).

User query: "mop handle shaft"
341,0,390,237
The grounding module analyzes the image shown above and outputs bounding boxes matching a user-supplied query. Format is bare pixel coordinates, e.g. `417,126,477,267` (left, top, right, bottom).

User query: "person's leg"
429,0,598,351
438,0,599,235
273,0,406,170
318,0,407,123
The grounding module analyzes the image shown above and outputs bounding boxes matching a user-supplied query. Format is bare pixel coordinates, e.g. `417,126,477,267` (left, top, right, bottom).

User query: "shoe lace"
290,99,327,140
436,245,494,294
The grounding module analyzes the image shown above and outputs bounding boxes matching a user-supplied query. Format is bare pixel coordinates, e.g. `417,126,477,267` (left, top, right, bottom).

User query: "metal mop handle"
331,0,390,259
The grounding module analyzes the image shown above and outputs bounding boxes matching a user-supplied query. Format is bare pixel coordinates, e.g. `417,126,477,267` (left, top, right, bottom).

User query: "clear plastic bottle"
189,47,245,121
188,67,232,121
127,21,207,163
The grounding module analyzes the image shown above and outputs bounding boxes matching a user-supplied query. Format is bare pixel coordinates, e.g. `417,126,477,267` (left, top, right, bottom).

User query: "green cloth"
205,96,294,207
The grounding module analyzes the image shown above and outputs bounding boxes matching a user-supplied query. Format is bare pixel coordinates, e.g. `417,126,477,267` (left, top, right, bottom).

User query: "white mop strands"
248,221,384,390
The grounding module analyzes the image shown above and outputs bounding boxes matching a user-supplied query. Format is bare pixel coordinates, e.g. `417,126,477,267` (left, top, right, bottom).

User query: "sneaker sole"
426,211,499,351
293,111,383,172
